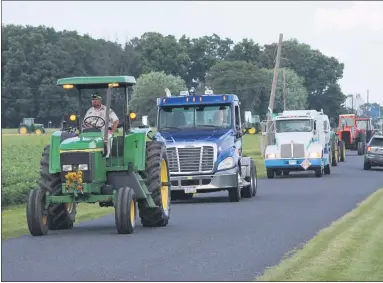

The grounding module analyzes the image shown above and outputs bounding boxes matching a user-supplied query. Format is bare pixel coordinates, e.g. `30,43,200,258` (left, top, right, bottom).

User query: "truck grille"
166,146,215,173
280,143,305,158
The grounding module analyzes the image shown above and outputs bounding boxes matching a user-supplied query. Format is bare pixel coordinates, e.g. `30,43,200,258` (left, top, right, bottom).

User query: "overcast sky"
2,1,383,106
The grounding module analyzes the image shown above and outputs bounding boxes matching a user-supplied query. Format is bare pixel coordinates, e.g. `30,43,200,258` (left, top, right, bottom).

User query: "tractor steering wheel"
83,116,106,129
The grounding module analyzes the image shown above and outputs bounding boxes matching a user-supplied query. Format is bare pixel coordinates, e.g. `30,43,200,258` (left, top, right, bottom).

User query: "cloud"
313,2,383,32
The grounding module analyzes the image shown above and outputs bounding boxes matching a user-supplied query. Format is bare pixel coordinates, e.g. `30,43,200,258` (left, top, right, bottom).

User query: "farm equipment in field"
26,76,171,236
336,114,367,155
18,118,46,135
243,111,261,134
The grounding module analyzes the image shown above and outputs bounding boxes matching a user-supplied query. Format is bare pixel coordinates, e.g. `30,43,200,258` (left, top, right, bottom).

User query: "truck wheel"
228,170,241,202
138,141,171,227
40,145,76,230
339,141,346,162
363,162,371,170
324,164,331,175
241,159,256,198
267,168,274,179
26,188,49,236
115,187,136,234
314,167,323,177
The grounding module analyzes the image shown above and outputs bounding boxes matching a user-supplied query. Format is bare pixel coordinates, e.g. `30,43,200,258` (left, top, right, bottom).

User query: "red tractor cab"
336,114,367,155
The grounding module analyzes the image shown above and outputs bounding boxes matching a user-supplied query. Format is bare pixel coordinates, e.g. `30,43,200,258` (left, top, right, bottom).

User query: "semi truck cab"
153,90,258,202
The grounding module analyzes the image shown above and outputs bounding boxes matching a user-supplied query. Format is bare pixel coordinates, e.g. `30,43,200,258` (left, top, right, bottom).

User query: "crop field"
1,129,265,239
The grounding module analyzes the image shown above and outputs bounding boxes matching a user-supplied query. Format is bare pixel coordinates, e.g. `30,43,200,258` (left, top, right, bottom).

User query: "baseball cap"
91,94,102,100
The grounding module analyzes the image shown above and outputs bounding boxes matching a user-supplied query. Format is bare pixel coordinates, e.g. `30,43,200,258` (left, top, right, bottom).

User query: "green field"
256,188,383,281
1,129,265,240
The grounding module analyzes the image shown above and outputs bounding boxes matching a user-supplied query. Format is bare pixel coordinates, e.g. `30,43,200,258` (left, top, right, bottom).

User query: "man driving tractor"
83,94,119,158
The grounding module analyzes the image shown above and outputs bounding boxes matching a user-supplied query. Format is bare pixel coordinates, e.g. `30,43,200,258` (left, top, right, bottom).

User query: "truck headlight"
308,152,321,158
217,157,234,170
78,164,89,171
266,153,276,159
62,165,72,171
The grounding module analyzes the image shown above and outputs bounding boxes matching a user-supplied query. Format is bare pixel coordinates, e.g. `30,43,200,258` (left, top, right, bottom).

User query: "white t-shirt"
83,104,119,132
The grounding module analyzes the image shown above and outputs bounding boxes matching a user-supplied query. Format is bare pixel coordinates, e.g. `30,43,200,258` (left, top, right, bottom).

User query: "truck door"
234,104,243,157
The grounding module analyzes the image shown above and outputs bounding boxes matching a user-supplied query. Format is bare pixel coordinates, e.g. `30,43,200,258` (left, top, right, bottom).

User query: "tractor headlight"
62,165,72,171
308,152,321,158
217,157,234,170
78,164,89,171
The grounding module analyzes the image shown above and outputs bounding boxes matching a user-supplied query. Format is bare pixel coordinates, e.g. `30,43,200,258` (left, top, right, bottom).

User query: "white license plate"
184,187,197,194
289,160,297,165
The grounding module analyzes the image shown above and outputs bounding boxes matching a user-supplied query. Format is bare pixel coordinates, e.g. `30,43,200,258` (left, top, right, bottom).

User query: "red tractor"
336,114,368,155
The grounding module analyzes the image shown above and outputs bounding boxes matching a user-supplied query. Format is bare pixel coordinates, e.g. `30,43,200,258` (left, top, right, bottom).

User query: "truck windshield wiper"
196,124,220,129
160,126,182,131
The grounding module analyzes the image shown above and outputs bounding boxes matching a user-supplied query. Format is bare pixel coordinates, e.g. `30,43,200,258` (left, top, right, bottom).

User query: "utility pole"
266,33,283,146
367,89,370,117
282,68,287,111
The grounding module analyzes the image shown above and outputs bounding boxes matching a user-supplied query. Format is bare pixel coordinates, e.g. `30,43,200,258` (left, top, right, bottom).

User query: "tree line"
2,24,350,128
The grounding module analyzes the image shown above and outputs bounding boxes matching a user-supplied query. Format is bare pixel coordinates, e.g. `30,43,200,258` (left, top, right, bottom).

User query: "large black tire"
115,187,136,234
138,141,171,227
363,162,371,170
26,188,49,236
314,166,323,177
228,169,241,202
331,143,339,166
339,141,346,162
40,145,77,230
241,159,257,198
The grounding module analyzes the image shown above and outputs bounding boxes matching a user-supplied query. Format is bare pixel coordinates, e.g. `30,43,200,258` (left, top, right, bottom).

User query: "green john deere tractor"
18,118,46,135
26,76,171,236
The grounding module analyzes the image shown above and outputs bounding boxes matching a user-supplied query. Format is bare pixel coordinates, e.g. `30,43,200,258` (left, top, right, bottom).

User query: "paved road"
2,154,383,281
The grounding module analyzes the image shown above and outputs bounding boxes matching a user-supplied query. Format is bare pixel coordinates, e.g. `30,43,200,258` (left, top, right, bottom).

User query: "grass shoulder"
256,188,383,281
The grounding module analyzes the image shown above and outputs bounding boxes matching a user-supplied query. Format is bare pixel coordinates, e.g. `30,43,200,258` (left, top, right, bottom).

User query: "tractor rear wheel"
26,188,49,236
40,145,77,230
138,141,171,227
115,187,136,234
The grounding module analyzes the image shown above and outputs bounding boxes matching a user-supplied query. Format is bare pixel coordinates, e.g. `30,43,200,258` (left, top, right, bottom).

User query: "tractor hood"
59,136,105,151
276,132,314,146
157,128,233,145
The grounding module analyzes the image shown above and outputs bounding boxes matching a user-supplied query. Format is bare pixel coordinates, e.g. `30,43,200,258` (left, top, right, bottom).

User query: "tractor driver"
83,94,119,158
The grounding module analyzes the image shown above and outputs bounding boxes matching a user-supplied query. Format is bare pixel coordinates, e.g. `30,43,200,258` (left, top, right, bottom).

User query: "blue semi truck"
153,90,258,202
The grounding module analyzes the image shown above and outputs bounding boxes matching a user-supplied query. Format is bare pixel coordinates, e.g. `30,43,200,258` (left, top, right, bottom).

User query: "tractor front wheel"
115,187,136,234
26,188,49,236
138,141,171,227
339,141,346,162
40,145,77,230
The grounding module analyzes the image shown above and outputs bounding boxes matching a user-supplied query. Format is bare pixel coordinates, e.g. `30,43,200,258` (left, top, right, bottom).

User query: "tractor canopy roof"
57,76,136,90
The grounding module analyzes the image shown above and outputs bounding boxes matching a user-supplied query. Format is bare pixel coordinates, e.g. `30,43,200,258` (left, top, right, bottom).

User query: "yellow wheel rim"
65,203,74,213
42,215,47,225
160,159,169,212
35,129,41,135
130,200,135,225
248,127,256,135
19,127,27,134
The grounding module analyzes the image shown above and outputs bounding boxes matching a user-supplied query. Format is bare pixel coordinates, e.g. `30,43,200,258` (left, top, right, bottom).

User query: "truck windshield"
276,119,312,133
357,120,368,130
339,117,355,127
370,137,383,147
158,104,232,131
